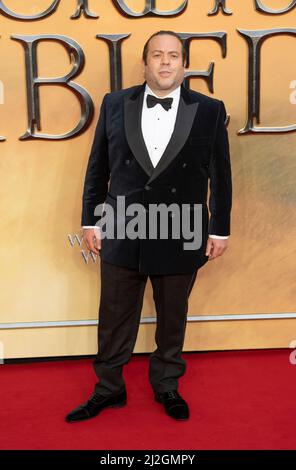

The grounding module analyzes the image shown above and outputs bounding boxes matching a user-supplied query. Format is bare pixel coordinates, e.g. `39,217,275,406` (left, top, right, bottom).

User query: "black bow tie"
146,94,173,111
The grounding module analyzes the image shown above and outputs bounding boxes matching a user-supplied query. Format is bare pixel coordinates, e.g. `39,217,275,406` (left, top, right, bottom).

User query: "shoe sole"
65,399,127,423
110,400,127,408
154,396,189,420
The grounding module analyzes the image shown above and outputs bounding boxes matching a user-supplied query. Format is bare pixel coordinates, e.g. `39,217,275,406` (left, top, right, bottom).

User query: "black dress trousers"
93,260,198,396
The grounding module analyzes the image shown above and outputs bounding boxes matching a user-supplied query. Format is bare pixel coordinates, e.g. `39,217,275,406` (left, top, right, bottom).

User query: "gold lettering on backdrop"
0,0,295,20
179,32,226,92
72,0,98,19
112,0,188,17
0,2,295,139
238,28,296,134
0,0,98,20
255,0,296,15
208,0,232,16
0,0,60,20
96,34,130,91
0,0,187,20
11,35,94,140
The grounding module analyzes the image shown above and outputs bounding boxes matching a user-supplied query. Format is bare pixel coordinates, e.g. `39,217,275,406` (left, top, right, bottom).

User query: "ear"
141,59,145,74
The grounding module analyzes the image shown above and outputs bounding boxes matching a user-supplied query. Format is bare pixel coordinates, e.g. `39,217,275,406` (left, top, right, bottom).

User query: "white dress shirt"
83,83,228,239
141,83,180,168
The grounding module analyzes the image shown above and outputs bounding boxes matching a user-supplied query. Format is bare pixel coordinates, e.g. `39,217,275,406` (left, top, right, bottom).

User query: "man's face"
143,34,185,96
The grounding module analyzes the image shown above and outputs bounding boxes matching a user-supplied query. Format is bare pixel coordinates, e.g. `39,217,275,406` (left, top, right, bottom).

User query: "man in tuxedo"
66,30,232,423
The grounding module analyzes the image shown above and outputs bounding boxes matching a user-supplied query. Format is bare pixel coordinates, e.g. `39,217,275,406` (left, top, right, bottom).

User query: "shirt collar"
144,83,180,107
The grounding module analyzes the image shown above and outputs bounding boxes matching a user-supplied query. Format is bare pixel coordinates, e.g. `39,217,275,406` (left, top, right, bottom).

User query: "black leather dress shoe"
154,390,189,420
65,389,127,423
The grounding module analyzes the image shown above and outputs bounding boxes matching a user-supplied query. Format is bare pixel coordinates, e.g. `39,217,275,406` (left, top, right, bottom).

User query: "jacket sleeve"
208,100,232,236
81,93,110,226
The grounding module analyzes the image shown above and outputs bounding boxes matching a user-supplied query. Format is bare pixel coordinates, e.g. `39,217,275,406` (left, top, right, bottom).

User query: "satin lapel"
124,84,154,177
147,93,199,184
124,82,199,182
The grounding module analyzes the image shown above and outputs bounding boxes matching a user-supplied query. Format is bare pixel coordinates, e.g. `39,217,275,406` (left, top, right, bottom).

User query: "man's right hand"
83,228,101,255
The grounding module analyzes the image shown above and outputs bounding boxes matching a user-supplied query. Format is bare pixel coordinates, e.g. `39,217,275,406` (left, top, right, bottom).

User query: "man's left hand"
205,237,229,260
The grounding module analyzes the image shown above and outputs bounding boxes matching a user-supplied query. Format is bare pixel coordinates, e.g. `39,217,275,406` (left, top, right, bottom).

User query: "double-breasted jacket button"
125,159,130,165
182,162,187,168
171,187,177,194
145,185,151,190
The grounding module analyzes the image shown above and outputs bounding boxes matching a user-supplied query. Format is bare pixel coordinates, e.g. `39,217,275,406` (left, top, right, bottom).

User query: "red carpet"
0,349,295,450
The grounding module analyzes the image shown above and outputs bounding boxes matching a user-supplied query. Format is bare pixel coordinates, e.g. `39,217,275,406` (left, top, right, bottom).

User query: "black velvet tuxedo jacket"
81,81,232,274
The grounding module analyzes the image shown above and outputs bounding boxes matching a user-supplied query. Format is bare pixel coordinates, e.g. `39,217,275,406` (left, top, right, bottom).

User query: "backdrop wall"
0,0,295,358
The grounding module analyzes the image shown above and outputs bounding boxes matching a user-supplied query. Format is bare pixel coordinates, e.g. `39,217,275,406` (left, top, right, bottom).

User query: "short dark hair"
142,30,186,65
